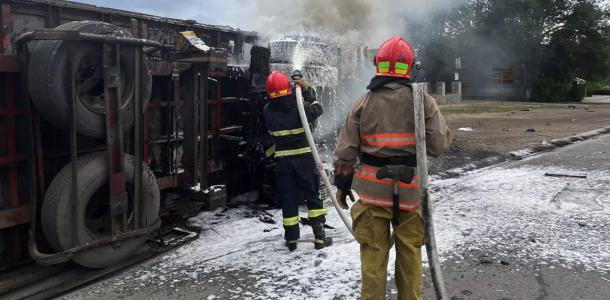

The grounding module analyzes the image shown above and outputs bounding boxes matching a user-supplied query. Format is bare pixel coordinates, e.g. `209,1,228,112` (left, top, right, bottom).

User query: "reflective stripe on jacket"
263,86,322,158
353,165,420,211
362,132,416,147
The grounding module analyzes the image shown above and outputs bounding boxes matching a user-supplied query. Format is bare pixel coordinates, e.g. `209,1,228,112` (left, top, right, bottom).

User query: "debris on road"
459,127,475,132
257,215,276,224
545,173,588,179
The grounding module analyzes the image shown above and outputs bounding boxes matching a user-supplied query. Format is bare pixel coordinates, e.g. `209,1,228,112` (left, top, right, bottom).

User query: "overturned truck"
0,0,275,269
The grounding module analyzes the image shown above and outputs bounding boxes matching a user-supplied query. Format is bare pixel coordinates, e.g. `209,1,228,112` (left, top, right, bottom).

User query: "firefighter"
333,36,451,299
263,70,332,251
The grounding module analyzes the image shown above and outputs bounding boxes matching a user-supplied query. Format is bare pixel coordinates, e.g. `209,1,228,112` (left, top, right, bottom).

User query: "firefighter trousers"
351,201,424,300
276,155,326,242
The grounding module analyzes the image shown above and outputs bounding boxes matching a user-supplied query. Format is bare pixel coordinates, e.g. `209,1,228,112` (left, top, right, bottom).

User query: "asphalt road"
421,134,610,300
61,135,610,300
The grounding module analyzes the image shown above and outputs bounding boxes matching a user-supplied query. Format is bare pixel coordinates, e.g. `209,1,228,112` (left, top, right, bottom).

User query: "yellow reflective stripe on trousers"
275,147,311,157
269,128,305,137
314,239,325,244
283,216,300,226
308,208,327,218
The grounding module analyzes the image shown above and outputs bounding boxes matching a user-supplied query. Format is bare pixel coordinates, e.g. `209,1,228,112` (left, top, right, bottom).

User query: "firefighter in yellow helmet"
333,36,451,299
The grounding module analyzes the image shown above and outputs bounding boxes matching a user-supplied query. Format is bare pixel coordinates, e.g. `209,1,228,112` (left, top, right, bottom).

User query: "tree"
417,0,610,101
541,1,610,83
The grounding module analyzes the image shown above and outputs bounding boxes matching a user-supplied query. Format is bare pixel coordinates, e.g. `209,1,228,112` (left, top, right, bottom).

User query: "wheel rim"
75,49,128,115
85,183,135,238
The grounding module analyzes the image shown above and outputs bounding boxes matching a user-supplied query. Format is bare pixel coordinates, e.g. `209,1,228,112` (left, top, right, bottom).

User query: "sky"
77,0,243,29
77,0,466,47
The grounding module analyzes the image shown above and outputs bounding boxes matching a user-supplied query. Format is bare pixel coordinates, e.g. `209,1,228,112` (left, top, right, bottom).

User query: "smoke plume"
223,0,465,46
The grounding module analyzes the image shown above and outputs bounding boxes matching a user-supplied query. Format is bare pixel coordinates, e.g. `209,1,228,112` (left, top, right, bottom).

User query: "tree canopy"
414,0,610,101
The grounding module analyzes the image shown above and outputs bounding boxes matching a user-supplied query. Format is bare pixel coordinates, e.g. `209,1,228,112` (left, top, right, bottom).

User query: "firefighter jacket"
334,81,451,212
263,86,322,158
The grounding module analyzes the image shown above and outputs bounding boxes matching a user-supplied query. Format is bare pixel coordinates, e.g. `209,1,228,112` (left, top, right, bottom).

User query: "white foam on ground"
128,203,369,299
508,148,535,158
63,164,610,299
433,166,610,271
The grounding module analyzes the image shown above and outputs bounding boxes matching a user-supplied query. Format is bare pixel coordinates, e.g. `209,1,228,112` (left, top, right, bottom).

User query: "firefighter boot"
311,217,333,249
286,240,297,252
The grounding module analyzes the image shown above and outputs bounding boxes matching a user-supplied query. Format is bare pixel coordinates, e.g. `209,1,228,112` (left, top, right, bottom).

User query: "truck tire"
41,152,160,268
29,21,152,139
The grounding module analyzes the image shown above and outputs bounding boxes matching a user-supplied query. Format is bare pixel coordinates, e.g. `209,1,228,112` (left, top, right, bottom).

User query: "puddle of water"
552,180,610,211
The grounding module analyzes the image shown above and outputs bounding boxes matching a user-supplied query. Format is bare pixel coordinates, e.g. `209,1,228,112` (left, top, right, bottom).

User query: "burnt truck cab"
0,0,273,269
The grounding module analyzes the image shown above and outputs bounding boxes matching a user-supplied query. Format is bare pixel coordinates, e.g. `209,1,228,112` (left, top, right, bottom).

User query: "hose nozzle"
292,69,303,80
414,61,422,70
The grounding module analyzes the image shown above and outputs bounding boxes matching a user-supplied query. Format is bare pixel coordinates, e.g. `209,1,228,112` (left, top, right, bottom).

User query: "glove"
336,189,355,210
295,79,310,92
334,171,355,210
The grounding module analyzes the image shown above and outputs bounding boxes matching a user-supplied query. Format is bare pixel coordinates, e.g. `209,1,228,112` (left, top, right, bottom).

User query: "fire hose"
413,83,449,300
294,85,354,236
295,81,447,300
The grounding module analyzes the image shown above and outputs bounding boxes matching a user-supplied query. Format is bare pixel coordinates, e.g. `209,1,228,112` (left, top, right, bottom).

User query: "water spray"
293,73,354,237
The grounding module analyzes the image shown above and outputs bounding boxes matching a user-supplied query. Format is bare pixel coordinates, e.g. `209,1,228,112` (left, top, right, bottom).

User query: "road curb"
508,126,610,160
436,126,610,179
438,155,507,178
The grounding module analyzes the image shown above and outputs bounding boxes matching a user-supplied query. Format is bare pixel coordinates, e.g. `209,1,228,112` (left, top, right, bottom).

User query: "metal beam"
131,19,143,229
0,55,17,72
182,66,198,186
0,207,30,230
0,3,12,54
103,43,128,235
198,63,209,190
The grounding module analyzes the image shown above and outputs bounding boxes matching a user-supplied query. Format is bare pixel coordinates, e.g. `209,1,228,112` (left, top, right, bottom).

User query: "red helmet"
266,71,292,99
375,36,415,79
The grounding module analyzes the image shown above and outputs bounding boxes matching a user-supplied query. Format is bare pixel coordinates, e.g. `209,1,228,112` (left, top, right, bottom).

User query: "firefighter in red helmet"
263,71,332,251
334,36,451,299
